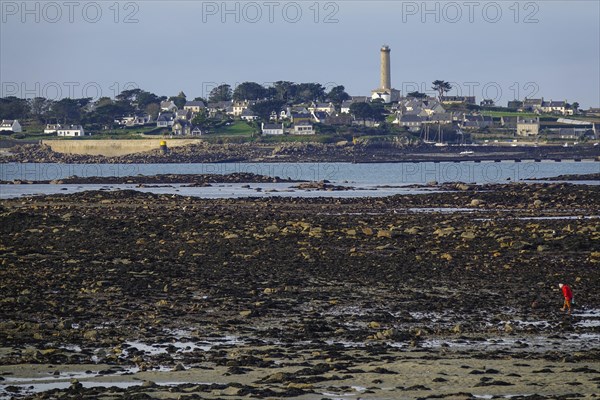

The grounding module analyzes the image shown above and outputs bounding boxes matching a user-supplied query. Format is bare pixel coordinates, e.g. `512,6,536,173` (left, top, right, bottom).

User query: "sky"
1,0,599,108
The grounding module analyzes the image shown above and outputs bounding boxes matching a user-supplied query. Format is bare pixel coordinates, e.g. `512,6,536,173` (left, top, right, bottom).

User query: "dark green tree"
29,97,52,122
51,98,83,123
349,102,373,124
432,80,452,100
208,84,232,102
169,91,187,109
233,82,267,101
272,81,295,102
0,96,30,119
327,85,350,105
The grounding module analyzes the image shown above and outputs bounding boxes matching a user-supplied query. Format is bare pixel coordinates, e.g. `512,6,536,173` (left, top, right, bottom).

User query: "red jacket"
562,285,573,300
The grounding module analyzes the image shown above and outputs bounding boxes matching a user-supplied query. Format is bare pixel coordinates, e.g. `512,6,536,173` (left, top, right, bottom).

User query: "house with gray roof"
184,101,206,113
157,112,175,128
262,123,284,135
0,119,22,133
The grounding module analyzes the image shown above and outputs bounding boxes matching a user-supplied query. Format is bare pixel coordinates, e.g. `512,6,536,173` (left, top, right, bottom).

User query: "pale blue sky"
1,0,599,107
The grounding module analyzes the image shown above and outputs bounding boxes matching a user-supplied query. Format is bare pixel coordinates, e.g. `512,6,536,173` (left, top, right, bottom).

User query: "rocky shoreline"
1,183,599,398
1,142,599,164
0,172,303,186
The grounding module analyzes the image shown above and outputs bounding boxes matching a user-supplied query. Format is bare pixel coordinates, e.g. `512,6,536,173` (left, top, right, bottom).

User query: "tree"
432,80,452,100
0,96,30,120
273,81,295,102
233,82,266,101
191,110,210,131
208,84,232,102
136,91,160,110
407,91,427,99
349,102,373,124
29,97,52,122
293,83,326,103
369,101,386,122
572,102,580,113
250,99,285,121
169,91,187,109
327,85,350,105
145,103,160,119
51,98,83,124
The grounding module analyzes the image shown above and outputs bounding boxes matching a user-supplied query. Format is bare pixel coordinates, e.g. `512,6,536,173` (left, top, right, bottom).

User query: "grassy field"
212,121,256,137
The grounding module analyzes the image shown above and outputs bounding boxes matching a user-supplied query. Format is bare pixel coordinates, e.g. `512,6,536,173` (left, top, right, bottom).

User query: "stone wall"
41,139,201,157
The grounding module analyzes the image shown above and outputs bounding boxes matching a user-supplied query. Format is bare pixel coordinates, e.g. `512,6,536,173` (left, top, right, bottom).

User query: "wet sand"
1,182,599,398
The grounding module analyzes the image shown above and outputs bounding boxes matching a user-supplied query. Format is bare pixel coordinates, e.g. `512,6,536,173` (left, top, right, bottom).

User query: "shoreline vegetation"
1,142,599,164
1,183,599,398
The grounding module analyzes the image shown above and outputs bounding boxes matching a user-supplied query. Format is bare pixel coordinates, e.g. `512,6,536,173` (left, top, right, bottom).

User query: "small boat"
459,150,474,155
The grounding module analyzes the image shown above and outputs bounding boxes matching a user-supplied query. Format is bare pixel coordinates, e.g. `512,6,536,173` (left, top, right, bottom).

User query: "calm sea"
1,161,599,184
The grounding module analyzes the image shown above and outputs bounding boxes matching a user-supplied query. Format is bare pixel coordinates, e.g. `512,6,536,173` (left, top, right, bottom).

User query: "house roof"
400,115,422,122
241,109,257,116
185,101,206,108
157,113,174,121
59,125,83,130
292,112,311,118
1,120,15,124
263,124,283,130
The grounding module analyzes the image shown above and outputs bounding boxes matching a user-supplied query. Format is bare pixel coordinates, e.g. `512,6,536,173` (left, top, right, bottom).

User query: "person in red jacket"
559,283,573,313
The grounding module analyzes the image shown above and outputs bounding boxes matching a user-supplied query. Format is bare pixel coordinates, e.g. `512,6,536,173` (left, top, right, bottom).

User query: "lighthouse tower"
380,45,391,90
371,45,400,103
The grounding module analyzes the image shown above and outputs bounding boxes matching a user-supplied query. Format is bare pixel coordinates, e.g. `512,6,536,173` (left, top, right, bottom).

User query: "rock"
239,310,253,317
470,199,484,207
264,225,279,234
368,321,381,329
461,231,476,240
440,253,453,261
533,199,543,207
83,330,98,341
404,226,421,235
362,227,374,236
452,324,462,334
223,233,239,239
377,229,392,238
173,363,185,371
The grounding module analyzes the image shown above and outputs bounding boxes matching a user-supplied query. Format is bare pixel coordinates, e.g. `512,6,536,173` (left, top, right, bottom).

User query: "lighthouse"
371,45,400,103
380,45,391,90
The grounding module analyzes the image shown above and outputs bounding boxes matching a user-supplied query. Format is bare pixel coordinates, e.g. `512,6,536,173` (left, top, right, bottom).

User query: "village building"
292,122,315,135
57,125,85,137
183,101,206,113
516,116,540,136
261,123,285,135
0,119,22,133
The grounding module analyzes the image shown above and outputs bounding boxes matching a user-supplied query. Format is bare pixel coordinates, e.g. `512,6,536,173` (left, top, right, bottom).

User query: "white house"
156,112,175,128
262,123,284,135
240,108,258,121
292,122,315,135
44,124,61,134
0,120,22,133
57,125,85,137
160,100,178,112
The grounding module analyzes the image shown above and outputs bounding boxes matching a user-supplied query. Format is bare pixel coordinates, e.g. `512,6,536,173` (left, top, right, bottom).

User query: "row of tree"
207,81,350,104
